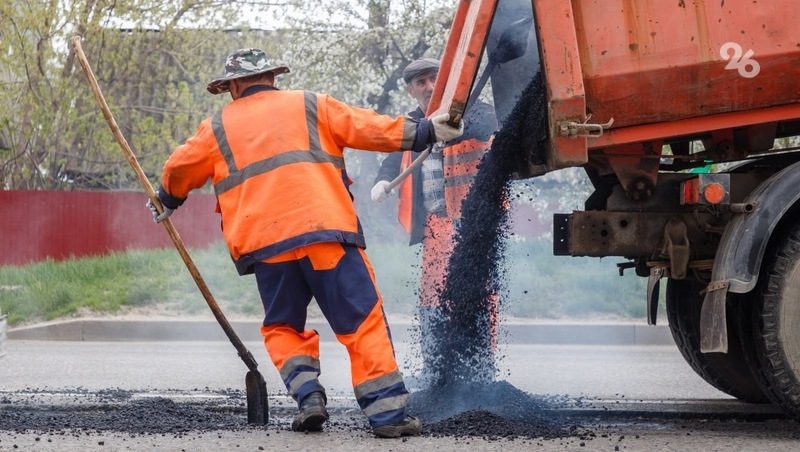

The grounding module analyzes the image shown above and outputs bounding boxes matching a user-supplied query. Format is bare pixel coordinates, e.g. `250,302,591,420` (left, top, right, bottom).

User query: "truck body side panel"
534,0,800,162
573,0,800,128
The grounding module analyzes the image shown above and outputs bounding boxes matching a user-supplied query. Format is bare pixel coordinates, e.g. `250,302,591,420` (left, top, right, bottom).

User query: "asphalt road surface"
1,339,798,451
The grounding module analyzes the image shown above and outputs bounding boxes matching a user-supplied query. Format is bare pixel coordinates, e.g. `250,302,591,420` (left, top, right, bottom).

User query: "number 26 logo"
720,42,761,79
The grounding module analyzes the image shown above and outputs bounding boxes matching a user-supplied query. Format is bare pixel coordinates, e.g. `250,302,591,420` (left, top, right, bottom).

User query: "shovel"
381,17,533,194
70,36,269,425
464,16,532,114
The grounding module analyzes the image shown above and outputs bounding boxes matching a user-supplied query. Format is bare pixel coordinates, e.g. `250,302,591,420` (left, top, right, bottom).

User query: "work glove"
371,180,392,203
431,113,464,143
146,198,174,223
429,142,446,154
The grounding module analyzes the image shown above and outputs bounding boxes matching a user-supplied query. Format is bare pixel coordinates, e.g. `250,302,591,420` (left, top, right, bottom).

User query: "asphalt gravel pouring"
406,73,563,438
423,73,548,387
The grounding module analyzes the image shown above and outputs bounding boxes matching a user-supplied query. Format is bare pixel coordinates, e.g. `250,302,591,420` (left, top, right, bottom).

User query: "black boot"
292,391,328,432
373,415,422,438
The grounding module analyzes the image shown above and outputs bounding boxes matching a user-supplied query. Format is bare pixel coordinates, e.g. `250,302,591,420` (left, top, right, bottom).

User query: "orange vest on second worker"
397,136,493,231
161,89,417,274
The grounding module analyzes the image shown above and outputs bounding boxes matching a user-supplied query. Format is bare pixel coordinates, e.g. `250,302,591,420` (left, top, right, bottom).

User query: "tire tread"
750,223,800,418
666,279,767,403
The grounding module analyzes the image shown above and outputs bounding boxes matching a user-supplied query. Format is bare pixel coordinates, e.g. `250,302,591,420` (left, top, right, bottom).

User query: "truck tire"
740,221,800,417
666,278,767,403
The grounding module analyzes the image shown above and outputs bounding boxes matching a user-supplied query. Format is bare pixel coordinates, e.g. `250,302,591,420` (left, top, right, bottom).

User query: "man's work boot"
291,392,328,432
372,415,422,438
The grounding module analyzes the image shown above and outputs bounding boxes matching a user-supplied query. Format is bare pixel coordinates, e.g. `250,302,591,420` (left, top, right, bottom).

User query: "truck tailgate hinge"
558,115,615,138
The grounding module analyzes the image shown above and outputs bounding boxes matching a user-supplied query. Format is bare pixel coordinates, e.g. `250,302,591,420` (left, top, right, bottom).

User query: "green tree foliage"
0,0,452,190
279,0,451,113
1,1,228,188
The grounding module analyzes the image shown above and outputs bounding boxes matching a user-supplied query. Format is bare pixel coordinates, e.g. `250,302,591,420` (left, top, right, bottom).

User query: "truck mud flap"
700,281,730,353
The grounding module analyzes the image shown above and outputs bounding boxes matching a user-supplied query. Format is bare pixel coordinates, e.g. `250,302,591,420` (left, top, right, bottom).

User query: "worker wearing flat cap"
371,58,498,383
148,48,464,437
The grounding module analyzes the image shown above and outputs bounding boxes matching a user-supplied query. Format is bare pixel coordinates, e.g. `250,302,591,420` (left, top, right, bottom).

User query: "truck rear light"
703,182,727,204
680,174,730,206
682,178,700,205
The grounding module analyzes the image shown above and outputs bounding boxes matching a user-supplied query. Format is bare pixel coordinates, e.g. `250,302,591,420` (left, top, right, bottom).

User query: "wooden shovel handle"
70,36,259,372
384,149,431,192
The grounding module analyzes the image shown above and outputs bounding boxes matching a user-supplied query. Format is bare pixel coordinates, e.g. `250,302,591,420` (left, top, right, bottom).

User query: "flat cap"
402,58,440,83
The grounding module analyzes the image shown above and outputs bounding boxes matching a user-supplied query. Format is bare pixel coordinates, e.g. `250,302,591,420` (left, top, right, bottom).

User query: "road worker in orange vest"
147,48,463,437
370,58,498,384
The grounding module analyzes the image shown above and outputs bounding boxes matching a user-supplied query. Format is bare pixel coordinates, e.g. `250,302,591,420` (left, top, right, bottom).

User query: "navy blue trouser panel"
254,259,313,331
308,246,379,335
254,245,380,335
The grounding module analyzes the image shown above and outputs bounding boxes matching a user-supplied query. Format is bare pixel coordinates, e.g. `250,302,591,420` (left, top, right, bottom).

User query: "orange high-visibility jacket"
159,88,420,275
396,137,493,229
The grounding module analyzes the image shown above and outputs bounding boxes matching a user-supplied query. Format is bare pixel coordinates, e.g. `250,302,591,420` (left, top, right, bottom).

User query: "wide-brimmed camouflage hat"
206,48,289,95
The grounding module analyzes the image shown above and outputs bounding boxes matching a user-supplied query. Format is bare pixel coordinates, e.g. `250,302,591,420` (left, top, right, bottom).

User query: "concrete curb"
8,319,676,346
0,315,6,357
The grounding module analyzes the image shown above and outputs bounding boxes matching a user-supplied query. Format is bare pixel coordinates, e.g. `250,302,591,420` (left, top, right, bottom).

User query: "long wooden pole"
384,149,431,193
70,35,259,372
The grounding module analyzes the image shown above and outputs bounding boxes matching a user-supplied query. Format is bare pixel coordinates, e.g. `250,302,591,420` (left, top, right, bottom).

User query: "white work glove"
371,180,392,203
431,113,464,143
146,198,174,223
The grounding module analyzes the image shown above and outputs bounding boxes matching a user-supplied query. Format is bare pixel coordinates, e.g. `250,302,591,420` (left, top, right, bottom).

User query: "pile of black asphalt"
409,380,586,440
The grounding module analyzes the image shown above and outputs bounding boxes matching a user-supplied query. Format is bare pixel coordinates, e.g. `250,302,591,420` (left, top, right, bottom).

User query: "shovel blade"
246,370,269,425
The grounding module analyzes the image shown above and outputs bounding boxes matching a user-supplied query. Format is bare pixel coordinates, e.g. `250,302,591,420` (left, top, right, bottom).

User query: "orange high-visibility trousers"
255,242,409,427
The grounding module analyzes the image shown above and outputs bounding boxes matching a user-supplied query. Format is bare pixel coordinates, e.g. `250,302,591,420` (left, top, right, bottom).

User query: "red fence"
0,191,222,266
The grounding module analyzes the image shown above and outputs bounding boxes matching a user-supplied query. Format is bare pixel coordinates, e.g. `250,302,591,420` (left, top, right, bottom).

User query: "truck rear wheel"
740,221,800,417
666,278,767,403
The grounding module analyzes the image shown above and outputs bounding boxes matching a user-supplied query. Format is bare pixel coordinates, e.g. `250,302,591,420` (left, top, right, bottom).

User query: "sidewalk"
7,318,675,346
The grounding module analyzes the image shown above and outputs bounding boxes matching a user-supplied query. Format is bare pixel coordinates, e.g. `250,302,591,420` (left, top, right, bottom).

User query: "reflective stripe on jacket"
160,89,418,274
442,136,493,219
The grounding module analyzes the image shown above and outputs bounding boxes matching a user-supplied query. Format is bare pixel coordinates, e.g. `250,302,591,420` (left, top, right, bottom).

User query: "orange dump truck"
433,0,800,417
